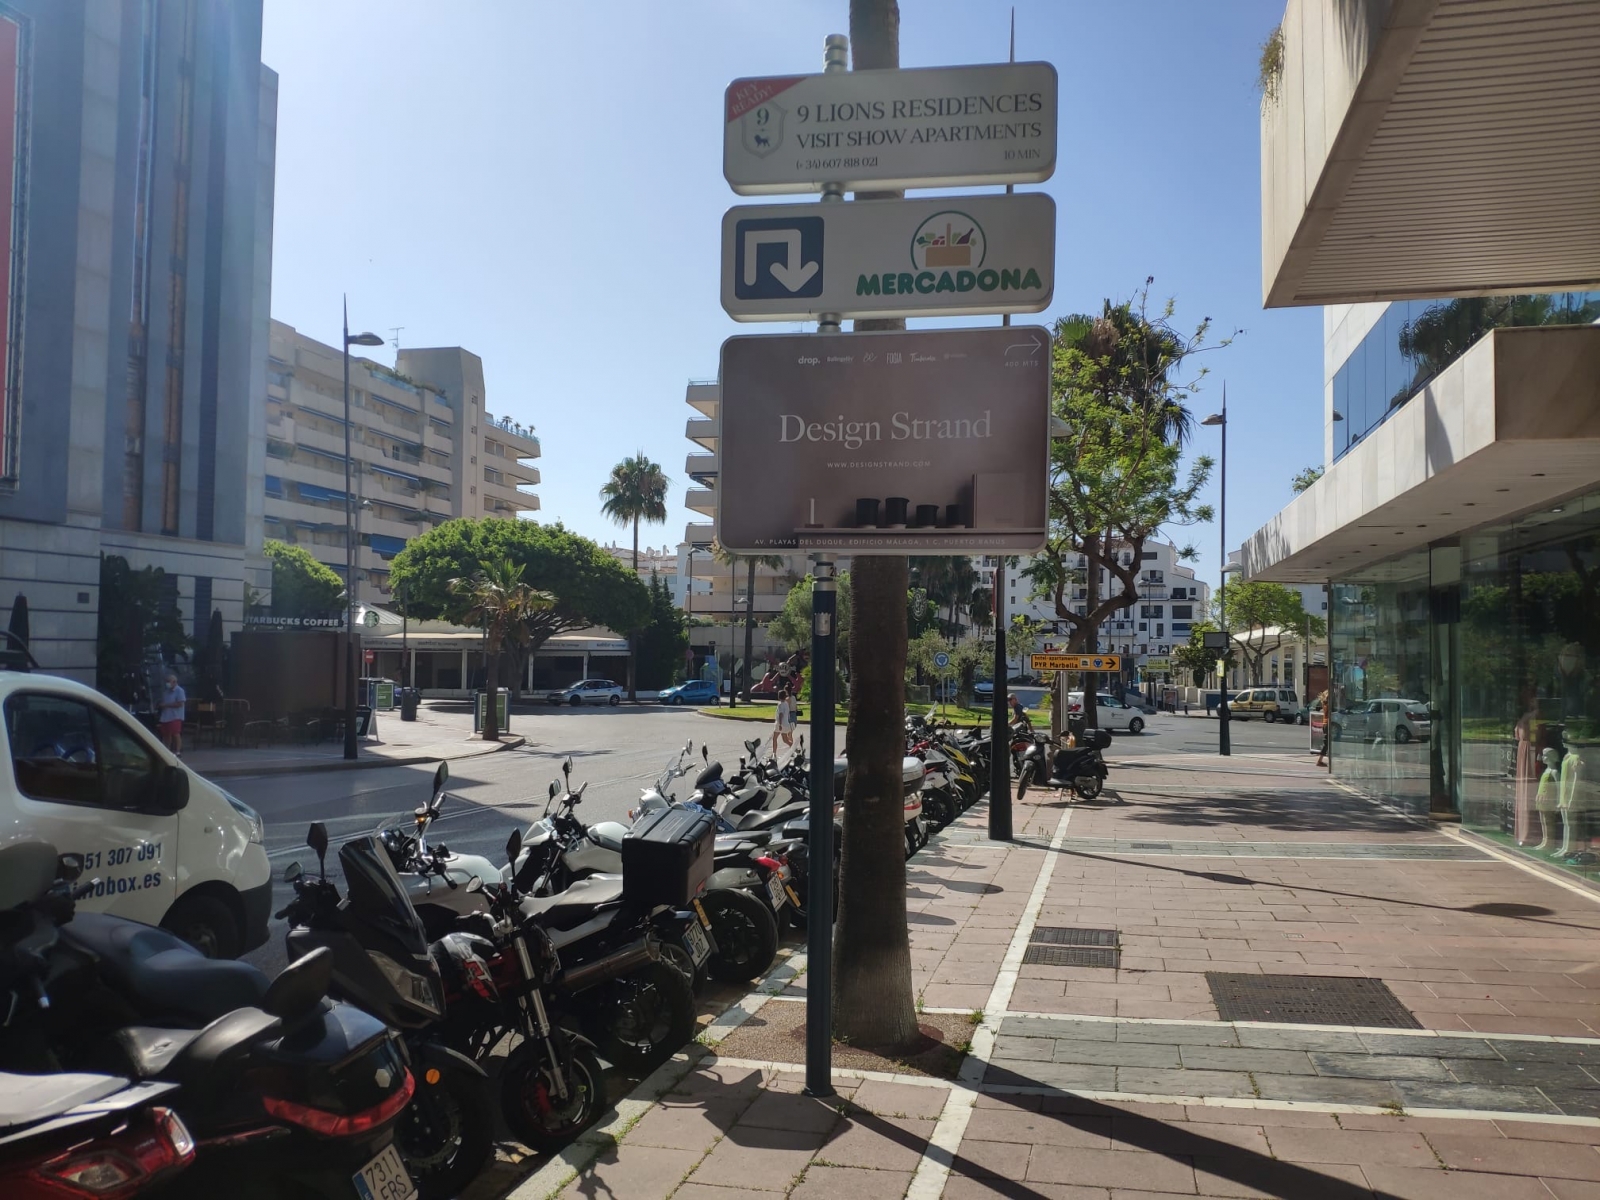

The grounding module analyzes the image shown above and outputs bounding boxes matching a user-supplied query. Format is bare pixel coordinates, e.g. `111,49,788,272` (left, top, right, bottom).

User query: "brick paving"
503,748,1600,1200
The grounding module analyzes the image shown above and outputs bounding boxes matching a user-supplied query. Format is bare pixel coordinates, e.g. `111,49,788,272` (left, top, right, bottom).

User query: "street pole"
989,556,1011,840
342,299,358,761
1207,391,1231,756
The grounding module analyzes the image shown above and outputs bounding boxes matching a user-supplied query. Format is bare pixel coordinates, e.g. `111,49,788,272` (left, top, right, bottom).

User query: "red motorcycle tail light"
754,856,782,872
32,1107,194,1198
262,1069,414,1138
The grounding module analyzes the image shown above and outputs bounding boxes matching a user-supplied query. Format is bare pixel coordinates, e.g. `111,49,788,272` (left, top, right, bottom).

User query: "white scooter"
374,763,508,939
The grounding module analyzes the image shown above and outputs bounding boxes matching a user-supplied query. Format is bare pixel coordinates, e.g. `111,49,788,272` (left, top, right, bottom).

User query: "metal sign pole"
989,559,1011,839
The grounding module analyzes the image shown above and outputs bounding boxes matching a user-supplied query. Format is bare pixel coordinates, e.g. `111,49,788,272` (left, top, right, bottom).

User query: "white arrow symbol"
743,229,820,293
1004,334,1045,356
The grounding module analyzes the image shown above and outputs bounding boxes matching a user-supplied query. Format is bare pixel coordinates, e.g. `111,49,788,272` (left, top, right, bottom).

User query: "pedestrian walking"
1314,689,1331,768
158,672,186,756
772,686,797,758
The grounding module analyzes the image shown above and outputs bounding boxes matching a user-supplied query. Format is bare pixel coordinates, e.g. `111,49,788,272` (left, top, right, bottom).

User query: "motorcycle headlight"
372,952,443,1017
221,790,265,844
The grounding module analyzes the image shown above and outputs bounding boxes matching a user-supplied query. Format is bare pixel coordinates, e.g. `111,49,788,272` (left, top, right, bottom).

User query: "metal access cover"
1207,973,1422,1029
1031,927,1118,947
1023,945,1119,969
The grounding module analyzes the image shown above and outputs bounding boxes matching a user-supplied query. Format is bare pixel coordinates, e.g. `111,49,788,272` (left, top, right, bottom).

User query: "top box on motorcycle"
622,807,716,908
831,756,926,801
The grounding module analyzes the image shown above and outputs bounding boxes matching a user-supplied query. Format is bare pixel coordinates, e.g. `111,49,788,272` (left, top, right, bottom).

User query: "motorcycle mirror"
548,780,559,799
506,827,523,867
466,876,484,894
562,758,572,780
283,861,303,883
701,744,709,762
684,738,694,754
56,853,83,883
307,822,329,879
433,762,449,793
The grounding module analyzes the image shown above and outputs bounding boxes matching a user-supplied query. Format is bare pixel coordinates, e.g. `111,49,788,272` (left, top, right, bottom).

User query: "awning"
265,474,283,498
368,534,407,558
295,482,347,504
370,465,421,485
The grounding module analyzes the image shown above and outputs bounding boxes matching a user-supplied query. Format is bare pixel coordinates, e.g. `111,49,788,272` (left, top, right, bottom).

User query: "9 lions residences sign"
724,61,1058,194
721,192,1054,321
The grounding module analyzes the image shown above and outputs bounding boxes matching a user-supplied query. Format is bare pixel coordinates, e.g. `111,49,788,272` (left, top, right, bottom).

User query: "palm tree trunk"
743,559,756,702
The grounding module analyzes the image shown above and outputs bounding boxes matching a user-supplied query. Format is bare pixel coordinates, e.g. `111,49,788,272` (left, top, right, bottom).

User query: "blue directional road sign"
933,651,951,670
732,215,823,301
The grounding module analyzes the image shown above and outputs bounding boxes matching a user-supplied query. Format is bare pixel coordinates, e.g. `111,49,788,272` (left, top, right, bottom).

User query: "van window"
5,694,158,810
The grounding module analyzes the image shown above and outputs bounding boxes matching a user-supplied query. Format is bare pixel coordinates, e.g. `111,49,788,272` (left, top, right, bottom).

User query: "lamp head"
347,331,385,347
1201,413,1225,427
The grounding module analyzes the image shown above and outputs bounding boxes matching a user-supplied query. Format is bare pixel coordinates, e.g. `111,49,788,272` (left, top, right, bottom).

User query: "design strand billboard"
717,327,1050,555
724,62,1058,195
721,193,1054,322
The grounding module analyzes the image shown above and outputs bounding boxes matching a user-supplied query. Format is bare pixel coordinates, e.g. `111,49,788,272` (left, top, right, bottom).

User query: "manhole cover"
1022,945,1119,969
1206,973,1421,1028
1129,842,1173,850
1031,927,1118,947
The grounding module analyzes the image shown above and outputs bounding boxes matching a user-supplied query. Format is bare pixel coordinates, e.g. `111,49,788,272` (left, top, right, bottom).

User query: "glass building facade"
1333,291,1600,460
1330,491,1600,882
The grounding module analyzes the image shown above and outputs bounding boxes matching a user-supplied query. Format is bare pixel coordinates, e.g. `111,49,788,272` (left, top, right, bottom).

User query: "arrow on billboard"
743,229,819,293
1005,334,1044,357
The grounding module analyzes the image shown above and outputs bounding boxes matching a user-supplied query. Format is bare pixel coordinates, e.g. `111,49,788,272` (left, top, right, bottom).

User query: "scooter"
1015,718,1112,800
376,763,508,941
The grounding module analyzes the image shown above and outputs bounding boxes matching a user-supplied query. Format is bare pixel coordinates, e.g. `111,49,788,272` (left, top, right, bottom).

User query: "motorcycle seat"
586,826,625,853
113,1007,283,1086
519,875,625,930
64,913,269,1023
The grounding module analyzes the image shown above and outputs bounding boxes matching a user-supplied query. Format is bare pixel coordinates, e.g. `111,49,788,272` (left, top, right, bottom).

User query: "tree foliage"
1217,580,1326,686
96,555,189,707
1290,465,1323,494
1025,285,1223,723
636,572,689,690
448,556,552,739
1174,620,1234,688
390,519,650,658
599,453,670,567
265,539,345,618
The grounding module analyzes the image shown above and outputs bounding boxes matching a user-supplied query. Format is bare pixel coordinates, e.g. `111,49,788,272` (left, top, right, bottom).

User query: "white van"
0,670,271,958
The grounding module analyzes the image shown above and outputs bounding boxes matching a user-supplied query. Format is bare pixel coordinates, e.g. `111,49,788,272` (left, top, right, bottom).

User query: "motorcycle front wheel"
702,887,779,984
585,960,696,1073
1073,774,1103,800
499,1036,604,1153
399,1060,494,1200
1016,762,1035,799
922,790,954,832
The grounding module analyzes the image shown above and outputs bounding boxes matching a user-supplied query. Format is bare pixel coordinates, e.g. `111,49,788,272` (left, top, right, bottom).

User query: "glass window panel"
1333,361,1352,459
1347,339,1368,444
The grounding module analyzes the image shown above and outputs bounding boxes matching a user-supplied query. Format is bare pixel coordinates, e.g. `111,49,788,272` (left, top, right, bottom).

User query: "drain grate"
1023,945,1120,969
1129,842,1173,850
1206,973,1421,1029
1031,927,1118,947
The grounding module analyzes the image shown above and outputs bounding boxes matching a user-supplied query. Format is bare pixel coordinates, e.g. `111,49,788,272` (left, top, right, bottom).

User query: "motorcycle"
375,764,508,941
0,1071,195,1199
1015,717,1112,800
279,823,494,1198
0,842,416,1200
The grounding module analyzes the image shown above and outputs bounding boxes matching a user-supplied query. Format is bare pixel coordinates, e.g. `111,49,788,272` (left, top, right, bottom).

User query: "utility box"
473,688,509,733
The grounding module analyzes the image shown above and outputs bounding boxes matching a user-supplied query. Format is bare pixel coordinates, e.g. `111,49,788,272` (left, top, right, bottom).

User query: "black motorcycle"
1015,718,1112,800
279,824,493,1199
0,842,415,1200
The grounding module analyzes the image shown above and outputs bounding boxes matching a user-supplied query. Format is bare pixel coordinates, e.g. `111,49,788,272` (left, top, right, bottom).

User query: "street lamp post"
1202,397,1233,757
342,298,385,761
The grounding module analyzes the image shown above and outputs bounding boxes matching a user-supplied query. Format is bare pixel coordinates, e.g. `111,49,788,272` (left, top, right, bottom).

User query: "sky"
261,0,1321,593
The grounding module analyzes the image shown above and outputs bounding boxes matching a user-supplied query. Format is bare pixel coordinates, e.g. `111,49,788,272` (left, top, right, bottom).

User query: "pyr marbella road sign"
1031,653,1122,673
722,193,1055,321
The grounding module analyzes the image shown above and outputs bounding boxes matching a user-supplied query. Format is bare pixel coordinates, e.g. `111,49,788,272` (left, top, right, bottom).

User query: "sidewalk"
500,749,1600,1200
181,702,524,778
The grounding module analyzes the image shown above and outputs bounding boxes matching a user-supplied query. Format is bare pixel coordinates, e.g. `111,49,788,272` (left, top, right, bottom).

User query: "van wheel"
162,894,240,960
1264,710,1277,723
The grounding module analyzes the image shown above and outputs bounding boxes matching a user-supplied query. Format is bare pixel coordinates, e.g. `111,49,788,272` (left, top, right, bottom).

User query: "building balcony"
1262,0,1600,307
686,418,718,451
685,381,718,418
485,414,540,455
685,522,715,549
686,453,718,484
685,487,716,517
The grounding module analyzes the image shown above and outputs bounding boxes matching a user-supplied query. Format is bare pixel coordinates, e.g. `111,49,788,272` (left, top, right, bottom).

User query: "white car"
1066,691,1148,734
0,669,271,958
548,679,624,707
1332,698,1432,744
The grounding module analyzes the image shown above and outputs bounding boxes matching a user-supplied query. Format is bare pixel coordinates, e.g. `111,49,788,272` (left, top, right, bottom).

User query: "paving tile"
1548,1093,1600,1120
736,1090,844,1134
1054,1040,1183,1068
1427,1132,1600,1179
815,1114,932,1171
1177,1045,1316,1075
944,1176,1107,1200
1494,1118,1600,1143
963,1106,1113,1147
1027,1144,1197,1192
1359,1165,1553,1199
1234,1026,1368,1053
1251,1074,1402,1106
1360,1032,1497,1058
1491,1040,1600,1065
673,1185,778,1200
1186,1105,1341,1128
1545,1181,1600,1200
1308,1051,1452,1081
848,1080,949,1119
625,1101,745,1151
947,1136,1029,1180
1116,1023,1240,1047
1392,1080,1560,1114
790,1166,915,1200
1191,1155,1371,1199
1114,1067,1257,1098
1263,1124,1438,1168
688,1125,832,1189
999,1016,1119,1040
1445,1057,1599,1088
558,1145,702,1200
1110,1117,1270,1156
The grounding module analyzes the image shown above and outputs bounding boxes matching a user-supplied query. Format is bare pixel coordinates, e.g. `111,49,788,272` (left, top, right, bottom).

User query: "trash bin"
399,688,419,721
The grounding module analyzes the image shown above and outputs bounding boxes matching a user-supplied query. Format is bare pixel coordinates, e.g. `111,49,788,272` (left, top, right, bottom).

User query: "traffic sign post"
724,62,1058,194
722,193,1055,321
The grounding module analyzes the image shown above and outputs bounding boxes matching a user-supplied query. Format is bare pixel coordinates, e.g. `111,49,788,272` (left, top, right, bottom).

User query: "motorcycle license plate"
766,874,787,911
684,921,712,967
352,1144,416,1200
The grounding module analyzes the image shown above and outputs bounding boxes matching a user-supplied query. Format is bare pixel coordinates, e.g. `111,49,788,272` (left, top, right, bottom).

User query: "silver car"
1066,691,1148,735
548,678,624,707
1332,698,1431,744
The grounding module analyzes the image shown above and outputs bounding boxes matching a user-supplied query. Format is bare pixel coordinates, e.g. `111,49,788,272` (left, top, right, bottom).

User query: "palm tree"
600,452,669,700
449,557,552,741
713,540,783,704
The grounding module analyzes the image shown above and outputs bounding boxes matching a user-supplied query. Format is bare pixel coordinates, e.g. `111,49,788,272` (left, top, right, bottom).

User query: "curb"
195,735,527,778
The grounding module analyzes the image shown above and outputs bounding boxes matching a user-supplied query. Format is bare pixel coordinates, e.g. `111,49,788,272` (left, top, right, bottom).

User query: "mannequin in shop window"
1535,746,1562,851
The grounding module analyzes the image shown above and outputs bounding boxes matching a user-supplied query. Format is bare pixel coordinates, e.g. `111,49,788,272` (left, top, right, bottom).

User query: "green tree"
1290,465,1323,494
95,555,189,706
1025,287,1221,729
1217,580,1325,686
600,452,670,701
1175,620,1234,688
264,539,345,618
636,572,689,690
390,519,650,699
449,557,552,741
1007,614,1045,673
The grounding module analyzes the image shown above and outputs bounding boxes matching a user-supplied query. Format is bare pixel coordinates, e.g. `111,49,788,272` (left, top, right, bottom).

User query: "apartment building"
1241,0,1600,881
265,323,540,601
0,1,276,681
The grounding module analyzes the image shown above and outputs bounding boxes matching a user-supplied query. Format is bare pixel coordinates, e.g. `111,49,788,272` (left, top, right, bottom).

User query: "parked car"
0,669,271,958
1229,687,1304,723
1066,691,1147,734
548,678,625,706
658,679,720,706
1331,697,1432,743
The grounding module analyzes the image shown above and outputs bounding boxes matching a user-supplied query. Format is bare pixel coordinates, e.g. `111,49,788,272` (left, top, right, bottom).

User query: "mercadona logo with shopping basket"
854,209,1044,299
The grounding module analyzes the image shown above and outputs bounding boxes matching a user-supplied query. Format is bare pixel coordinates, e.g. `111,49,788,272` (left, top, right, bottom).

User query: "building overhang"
1240,326,1600,581
1262,0,1600,308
